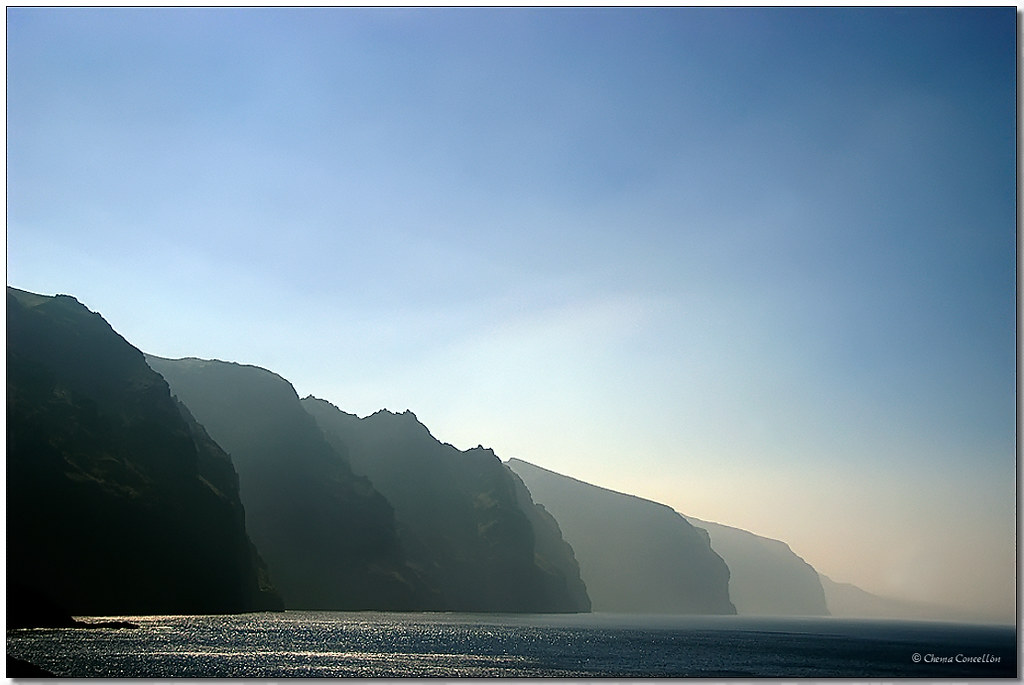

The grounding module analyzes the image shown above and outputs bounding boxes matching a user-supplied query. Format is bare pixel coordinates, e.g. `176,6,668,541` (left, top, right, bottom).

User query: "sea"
6,611,1017,679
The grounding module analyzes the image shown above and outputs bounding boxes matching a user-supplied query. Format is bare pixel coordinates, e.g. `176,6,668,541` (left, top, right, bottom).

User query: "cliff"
507,458,735,614
683,516,829,616
146,356,429,610
302,397,591,612
7,287,280,619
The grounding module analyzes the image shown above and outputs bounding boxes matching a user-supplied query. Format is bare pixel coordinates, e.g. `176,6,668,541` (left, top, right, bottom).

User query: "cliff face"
7,287,280,619
146,356,429,610
682,517,829,616
301,397,591,613
507,469,592,612
507,459,735,615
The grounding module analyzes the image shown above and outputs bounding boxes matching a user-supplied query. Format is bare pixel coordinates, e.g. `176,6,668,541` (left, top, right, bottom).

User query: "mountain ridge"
146,354,431,611
9,285,982,623
302,396,591,613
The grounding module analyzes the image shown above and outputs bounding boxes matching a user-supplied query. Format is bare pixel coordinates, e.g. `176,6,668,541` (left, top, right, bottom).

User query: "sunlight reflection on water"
6,611,1017,678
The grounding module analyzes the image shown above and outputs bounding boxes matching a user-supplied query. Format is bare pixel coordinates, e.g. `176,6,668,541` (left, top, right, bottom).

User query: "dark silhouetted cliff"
7,287,280,620
146,356,430,610
507,469,592,612
507,458,735,614
302,397,591,613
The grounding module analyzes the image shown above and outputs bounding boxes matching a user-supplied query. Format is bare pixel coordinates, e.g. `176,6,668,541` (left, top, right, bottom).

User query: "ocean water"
6,611,1017,678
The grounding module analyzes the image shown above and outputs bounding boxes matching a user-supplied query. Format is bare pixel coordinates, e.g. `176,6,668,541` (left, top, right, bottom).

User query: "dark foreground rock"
7,655,56,678
8,287,281,617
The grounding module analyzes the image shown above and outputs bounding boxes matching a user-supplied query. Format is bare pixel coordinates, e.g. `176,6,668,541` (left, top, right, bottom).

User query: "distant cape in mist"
509,457,978,621
818,572,995,622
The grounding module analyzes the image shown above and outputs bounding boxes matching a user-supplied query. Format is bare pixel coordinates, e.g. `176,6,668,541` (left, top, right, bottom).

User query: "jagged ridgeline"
508,458,736,615
6,287,281,620
301,398,591,613
144,356,429,611
148,359,589,613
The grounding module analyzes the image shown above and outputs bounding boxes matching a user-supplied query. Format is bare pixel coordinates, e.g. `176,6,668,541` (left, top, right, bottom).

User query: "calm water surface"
7,611,1017,678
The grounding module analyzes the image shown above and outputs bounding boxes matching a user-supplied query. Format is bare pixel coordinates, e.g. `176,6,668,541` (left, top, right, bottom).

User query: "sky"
6,7,1017,621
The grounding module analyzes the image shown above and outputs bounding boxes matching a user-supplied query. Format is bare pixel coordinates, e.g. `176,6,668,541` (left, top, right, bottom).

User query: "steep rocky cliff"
147,356,429,610
683,516,829,616
302,397,591,612
7,287,280,619
508,458,735,614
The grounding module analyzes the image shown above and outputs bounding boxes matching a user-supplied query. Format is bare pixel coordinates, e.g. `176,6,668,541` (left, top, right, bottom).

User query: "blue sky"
6,7,1016,619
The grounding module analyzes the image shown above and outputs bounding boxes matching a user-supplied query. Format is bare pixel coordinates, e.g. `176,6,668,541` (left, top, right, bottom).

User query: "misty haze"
6,6,1016,679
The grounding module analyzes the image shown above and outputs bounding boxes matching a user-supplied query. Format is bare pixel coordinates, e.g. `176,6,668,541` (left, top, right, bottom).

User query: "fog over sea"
7,611,1016,678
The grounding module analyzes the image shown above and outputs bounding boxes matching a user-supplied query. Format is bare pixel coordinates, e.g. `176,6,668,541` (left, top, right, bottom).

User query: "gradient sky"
7,7,1017,621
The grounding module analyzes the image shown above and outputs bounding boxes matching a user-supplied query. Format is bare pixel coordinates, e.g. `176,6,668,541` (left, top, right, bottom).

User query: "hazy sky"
7,7,1016,621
